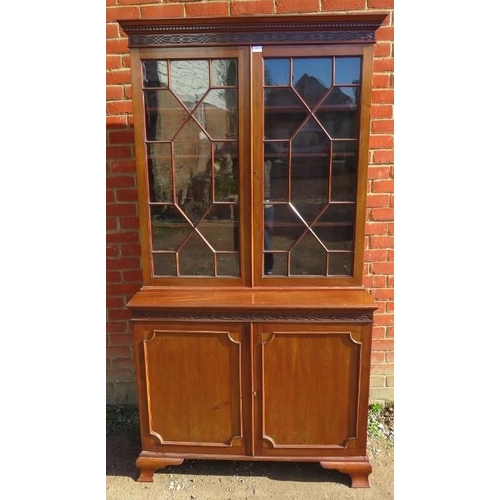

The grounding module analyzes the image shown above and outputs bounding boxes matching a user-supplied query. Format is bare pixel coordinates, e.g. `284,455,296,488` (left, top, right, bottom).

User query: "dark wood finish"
129,288,376,486
128,42,375,288
253,322,371,456
119,14,385,488
129,46,251,288
133,320,250,456
119,14,387,48
253,44,373,287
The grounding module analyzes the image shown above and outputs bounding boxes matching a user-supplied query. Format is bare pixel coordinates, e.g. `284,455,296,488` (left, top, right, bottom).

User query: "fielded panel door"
134,321,249,457
253,322,372,457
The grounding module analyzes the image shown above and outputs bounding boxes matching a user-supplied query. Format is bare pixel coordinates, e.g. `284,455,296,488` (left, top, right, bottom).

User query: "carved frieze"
131,310,373,323
128,30,375,47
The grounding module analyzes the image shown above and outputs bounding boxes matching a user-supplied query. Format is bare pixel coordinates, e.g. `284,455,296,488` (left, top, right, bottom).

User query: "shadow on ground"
106,432,351,486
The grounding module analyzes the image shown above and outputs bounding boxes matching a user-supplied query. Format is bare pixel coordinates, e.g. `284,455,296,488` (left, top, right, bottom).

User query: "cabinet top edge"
127,287,378,311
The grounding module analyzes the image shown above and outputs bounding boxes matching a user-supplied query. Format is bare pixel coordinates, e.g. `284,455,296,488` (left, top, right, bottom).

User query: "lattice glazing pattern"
142,59,240,277
262,56,361,277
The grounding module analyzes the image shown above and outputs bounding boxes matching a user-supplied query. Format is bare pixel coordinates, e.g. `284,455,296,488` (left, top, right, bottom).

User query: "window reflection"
171,60,209,111
335,57,361,85
142,60,168,87
264,59,290,85
292,58,332,90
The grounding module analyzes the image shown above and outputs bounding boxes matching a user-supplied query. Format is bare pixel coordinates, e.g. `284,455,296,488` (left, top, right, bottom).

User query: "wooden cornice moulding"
118,14,388,48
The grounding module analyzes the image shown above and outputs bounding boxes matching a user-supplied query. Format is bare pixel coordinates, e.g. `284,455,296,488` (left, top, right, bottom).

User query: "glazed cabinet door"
252,322,372,458
129,47,252,287
134,321,250,456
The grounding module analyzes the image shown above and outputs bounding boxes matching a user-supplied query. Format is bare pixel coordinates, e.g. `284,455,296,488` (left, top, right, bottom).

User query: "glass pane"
328,252,353,276
291,152,329,225
215,174,237,203
291,118,330,213
265,87,304,111
202,89,238,140
292,118,329,153
292,58,332,108
144,90,188,141
290,200,327,227
214,141,238,201
313,204,355,251
265,252,287,276
179,232,215,276
265,141,289,202
312,222,354,251
142,61,168,87
316,88,359,140
332,141,358,202
182,179,212,224
322,87,359,106
212,59,237,87
262,55,361,279
316,203,355,224
317,110,359,139
170,60,209,111
152,253,177,276
143,57,241,279
217,253,239,276
148,143,172,203
151,207,191,251
290,233,327,275
337,86,359,104
267,204,305,251
264,88,307,139
335,57,361,85
173,119,212,217
197,218,237,252
293,58,332,88
264,59,290,86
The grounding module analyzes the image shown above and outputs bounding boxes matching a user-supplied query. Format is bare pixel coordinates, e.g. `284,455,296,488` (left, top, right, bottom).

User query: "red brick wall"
106,0,395,405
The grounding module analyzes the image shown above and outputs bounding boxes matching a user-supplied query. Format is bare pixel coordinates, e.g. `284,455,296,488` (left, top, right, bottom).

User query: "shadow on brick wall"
106,121,141,405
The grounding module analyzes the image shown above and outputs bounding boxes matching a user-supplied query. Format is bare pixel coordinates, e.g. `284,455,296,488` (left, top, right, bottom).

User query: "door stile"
250,46,265,285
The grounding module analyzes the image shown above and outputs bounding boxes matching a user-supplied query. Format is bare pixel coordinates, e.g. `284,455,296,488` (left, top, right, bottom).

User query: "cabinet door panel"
129,46,251,287
135,322,247,455
254,322,371,457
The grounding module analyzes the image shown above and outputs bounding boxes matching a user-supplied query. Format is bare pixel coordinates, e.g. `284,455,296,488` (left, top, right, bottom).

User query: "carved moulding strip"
128,30,374,47
131,311,373,323
122,19,384,35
